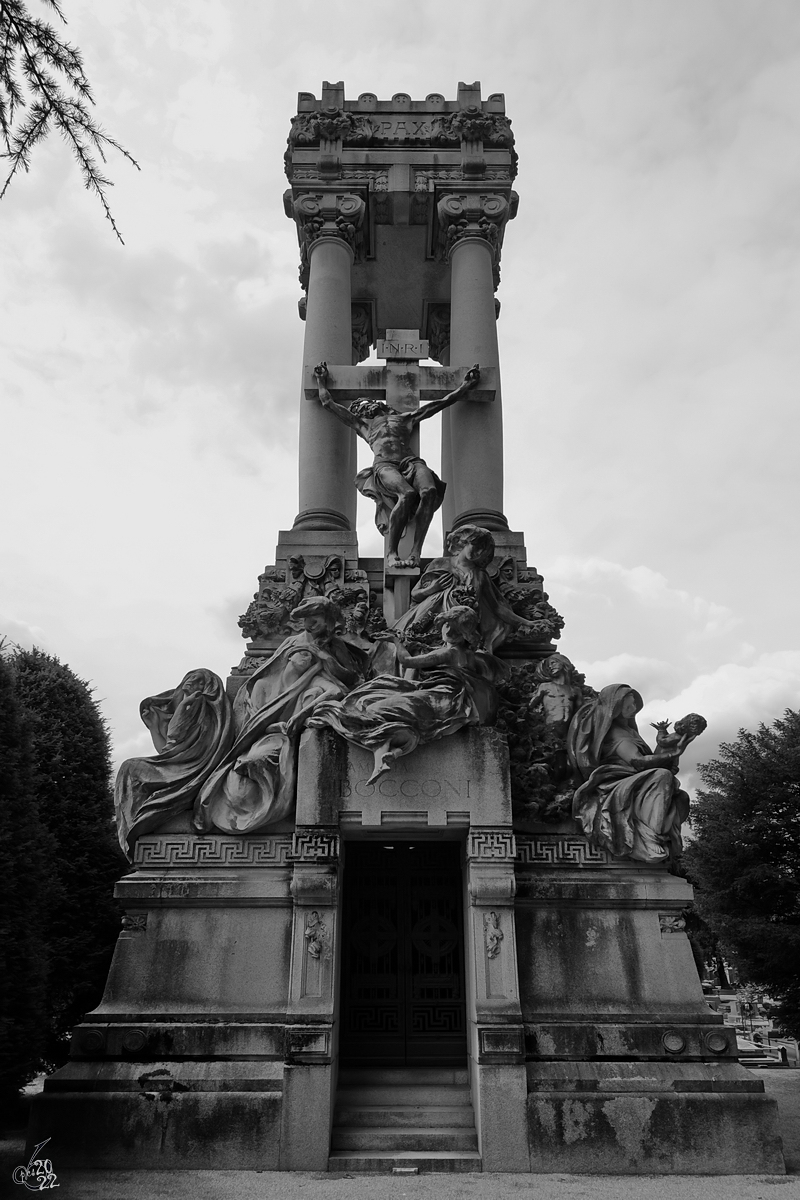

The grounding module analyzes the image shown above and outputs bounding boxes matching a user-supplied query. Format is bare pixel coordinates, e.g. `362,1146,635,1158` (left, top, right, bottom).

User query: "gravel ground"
2,1071,797,1200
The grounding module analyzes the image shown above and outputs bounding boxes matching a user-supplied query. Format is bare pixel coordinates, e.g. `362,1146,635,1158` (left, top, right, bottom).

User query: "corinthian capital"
290,192,366,288
437,193,515,257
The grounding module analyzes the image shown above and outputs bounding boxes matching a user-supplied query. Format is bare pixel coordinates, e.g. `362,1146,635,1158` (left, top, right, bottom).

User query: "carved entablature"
238,555,370,645
288,107,375,149
290,192,366,289
285,105,514,156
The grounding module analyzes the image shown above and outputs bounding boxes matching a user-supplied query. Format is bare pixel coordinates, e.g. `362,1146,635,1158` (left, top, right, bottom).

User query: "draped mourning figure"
195,597,367,835
567,684,706,864
396,524,536,653
115,668,234,857
308,605,506,784
115,598,367,854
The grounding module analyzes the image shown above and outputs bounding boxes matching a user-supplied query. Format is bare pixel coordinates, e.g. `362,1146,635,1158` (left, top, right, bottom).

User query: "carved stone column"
292,192,365,532
440,193,516,533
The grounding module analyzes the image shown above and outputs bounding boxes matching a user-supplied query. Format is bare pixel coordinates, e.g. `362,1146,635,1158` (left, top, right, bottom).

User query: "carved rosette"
292,192,366,289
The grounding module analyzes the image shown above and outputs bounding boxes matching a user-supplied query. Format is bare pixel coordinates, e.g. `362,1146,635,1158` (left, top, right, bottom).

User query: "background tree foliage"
683,708,800,1038
0,646,126,1117
0,654,50,1116
0,0,137,240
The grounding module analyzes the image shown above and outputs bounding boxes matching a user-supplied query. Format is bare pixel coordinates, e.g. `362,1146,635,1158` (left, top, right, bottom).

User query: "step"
329,1151,482,1174
335,1104,475,1128
336,1084,472,1107
338,1068,469,1087
331,1126,479,1153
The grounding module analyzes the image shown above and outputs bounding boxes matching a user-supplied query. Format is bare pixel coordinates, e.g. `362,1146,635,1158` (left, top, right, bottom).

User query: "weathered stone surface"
526,1084,784,1174
297,725,511,829
28,1085,283,1170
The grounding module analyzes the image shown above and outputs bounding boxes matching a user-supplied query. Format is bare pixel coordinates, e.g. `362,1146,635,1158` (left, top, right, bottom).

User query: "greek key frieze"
133,836,293,867
290,831,340,861
467,830,516,861
515,837,610,867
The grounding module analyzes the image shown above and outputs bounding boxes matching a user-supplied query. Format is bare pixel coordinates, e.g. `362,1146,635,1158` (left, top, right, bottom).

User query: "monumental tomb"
28,81,784,1175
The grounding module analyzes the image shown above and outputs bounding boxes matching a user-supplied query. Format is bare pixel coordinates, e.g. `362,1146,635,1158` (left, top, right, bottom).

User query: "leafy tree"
0,652,50,1118
683,709,800,1038
1,0,138,240
10,647,126,1068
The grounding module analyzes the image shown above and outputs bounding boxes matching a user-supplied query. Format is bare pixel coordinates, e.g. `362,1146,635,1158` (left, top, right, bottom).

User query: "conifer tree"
683,709,800,1038
11,647,126,1066
0,0,138,240
0,652,50,1117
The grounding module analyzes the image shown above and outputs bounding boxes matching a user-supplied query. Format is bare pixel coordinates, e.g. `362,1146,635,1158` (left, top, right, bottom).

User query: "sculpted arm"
313,362,363,433
411,364,481,427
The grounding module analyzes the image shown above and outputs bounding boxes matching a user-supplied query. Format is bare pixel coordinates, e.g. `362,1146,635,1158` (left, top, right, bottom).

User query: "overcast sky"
2,0,799,795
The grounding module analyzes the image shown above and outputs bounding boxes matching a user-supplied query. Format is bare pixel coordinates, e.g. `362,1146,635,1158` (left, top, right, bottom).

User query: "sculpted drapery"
194,608,366,836
567,684,691,864
115,668,235,856
115,599,366,856
396,525,533,653
308,606,505,784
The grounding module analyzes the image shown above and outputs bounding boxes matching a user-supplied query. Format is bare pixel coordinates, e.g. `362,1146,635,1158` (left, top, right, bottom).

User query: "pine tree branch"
0,0,139,242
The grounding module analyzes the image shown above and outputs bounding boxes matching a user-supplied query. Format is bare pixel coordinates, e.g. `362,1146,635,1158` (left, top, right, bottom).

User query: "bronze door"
340,841,467,1067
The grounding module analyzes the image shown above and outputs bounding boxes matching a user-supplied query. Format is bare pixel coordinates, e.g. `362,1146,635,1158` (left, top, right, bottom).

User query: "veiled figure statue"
567,684,705,864
308,605,505,784
195,597,367,835
115,669,234,857
396,524,535,653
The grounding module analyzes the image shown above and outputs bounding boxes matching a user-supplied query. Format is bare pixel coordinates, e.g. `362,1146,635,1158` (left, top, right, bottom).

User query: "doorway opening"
339,840,467,1068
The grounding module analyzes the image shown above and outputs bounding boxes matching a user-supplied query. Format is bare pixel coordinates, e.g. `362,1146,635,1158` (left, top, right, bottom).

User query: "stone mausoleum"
30,82,785,1174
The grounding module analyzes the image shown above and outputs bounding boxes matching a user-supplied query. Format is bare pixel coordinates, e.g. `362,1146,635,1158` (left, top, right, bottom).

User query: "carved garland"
483,910,504,958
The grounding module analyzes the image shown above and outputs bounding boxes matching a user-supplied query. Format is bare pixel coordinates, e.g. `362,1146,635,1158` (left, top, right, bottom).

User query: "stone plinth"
26,832,337,1171
514,834,785,1174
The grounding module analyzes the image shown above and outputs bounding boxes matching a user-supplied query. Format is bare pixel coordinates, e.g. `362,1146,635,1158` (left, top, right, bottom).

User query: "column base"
451,508,508,533
292,507,352,532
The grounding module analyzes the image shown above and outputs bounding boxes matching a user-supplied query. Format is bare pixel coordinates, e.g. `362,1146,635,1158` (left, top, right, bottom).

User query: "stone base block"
28,1073,283,1170
526,1062,784,1174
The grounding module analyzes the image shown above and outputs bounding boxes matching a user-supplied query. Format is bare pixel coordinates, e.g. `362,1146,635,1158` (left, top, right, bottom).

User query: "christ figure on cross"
313,361,481,569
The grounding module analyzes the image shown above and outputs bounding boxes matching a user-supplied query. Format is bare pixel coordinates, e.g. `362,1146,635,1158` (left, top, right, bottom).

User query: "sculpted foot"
367,750,398,785
387,552,402,569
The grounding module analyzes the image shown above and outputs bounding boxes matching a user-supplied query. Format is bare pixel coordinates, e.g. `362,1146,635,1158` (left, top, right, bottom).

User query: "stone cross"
303,330,496,620
301,329,496,415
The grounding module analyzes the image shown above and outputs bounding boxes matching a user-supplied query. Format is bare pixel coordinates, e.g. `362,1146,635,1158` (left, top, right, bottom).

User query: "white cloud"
549,557,737,634
0,615,51,653
639,650,800,796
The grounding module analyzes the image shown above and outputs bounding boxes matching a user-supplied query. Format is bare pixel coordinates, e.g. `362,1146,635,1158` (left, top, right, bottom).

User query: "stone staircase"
328,1067,481,1173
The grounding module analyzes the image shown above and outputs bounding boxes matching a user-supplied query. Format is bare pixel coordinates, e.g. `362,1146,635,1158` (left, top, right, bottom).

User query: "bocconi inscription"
338,778,473,799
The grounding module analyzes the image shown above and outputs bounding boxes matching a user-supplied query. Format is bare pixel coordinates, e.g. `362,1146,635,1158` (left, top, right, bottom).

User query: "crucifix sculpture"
304,331,496,570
